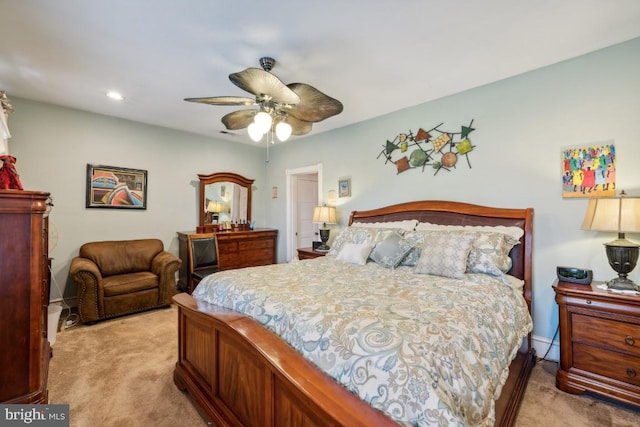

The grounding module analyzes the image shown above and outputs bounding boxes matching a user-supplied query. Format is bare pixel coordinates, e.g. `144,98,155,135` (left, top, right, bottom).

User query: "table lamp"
312,205,337,252
581,191,640,290
206,201,223,224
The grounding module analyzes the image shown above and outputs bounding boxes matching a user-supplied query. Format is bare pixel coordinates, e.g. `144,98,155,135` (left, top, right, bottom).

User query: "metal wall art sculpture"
378,120,476,175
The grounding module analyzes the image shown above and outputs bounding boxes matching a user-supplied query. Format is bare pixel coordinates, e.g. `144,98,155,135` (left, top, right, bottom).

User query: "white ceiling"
1,0,639,145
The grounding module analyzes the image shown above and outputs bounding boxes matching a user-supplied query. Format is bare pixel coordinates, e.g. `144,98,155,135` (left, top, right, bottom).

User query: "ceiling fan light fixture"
254,111,272,134
275,121,292,141
247,122,263,142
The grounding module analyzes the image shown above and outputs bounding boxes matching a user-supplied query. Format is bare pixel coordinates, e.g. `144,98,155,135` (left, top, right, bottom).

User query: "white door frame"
285,163,322,261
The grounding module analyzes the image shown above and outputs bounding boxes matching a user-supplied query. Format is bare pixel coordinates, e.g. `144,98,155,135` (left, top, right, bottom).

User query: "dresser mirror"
198,172,254,230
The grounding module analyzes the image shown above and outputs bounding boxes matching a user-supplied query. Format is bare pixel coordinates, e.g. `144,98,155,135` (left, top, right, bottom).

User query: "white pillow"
414,222,524,241
336,242,374,265
414,231,477,278
351,219,418,231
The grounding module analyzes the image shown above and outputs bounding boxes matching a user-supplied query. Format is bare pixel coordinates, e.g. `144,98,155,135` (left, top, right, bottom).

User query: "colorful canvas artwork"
86,164,148,209
562,144,615,198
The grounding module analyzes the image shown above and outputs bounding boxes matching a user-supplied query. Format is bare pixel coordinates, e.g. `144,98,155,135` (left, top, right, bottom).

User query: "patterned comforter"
192,256,532,426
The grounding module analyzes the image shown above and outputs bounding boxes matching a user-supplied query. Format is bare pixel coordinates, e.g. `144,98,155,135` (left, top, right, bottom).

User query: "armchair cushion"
70,238,181,323
79,239,164,276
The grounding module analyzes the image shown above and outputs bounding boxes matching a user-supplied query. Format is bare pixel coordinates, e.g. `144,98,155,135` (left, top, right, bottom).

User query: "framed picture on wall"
562,143,615,198
86,164,148,209
338,178,351,198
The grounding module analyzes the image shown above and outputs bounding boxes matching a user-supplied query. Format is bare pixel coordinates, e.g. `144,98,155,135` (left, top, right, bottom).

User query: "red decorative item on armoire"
0,154,24,190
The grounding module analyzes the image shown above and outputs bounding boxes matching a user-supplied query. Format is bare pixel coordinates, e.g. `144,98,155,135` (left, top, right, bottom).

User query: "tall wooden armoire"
0,190,52,404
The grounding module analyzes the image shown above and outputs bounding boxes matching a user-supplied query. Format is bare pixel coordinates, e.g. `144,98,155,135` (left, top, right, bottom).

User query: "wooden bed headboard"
349,200,534,321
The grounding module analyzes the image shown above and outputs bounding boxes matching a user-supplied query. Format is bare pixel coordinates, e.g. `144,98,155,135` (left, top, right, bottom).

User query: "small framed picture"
86,164,147,209
338,178,351,198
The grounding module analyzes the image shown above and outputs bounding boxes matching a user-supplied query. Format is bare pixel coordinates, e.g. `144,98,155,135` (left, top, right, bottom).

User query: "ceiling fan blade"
220,109,258,130
281,115,313,136
286,83,343,122
229,68,301,105
184,96,256,106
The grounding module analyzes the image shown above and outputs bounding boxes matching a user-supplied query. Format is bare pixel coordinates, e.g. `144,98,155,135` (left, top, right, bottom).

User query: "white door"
296,174,318,249
286,163,323,261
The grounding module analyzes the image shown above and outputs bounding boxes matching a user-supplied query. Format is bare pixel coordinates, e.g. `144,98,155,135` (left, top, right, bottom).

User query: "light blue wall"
5,38,640,351
265,37,640,348
8,98,268,301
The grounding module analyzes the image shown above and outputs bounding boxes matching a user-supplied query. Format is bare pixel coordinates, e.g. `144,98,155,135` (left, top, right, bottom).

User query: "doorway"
285,164,322,261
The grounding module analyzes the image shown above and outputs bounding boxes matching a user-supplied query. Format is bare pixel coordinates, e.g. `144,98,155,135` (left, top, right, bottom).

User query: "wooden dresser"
0,190,51,404
177,229,278,291
554,279,640,407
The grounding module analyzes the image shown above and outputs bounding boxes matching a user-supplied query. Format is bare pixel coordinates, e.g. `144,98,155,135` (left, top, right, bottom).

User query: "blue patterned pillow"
328,227,377,256
399,231,426,266
369,232,415,269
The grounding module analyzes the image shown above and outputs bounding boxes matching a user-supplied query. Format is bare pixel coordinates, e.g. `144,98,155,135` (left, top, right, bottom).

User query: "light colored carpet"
49,305,208,426
48,304,640,426
517,359,640,427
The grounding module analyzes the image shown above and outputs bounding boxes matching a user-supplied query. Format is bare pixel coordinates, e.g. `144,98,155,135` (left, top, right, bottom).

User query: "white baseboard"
532,334,559,362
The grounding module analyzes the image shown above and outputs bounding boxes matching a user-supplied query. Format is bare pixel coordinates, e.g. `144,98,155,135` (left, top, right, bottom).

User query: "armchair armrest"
69,257,103,323
151,251,182,305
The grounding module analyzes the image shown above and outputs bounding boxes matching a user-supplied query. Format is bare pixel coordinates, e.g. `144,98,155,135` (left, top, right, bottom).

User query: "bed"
172,200,535,426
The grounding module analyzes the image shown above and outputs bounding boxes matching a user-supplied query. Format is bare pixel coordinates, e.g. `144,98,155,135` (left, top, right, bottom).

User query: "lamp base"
604,241,639,291
318,228,330,252
606,276,639,291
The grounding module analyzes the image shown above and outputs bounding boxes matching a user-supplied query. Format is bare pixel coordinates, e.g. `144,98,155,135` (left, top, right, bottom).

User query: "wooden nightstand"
297,247,327,260
554,279,640,407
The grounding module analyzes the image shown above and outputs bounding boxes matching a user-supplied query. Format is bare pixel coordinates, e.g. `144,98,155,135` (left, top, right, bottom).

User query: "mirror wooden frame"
198,172,254,232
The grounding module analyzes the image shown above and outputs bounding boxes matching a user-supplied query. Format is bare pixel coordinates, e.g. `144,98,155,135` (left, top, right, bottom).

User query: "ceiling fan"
185,57,343,142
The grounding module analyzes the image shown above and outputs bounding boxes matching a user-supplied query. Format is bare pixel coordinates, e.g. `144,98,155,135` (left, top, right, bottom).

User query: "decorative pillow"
398,231,427,266
414,222,524,241
328,227,377,256
414,231,477,279
466,232,519,276
335,242,374,265
369,232,415,269
351,219,418,232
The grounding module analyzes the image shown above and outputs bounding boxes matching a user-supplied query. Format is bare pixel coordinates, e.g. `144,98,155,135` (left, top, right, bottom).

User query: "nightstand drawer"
572,313,640,356
565,295,640,316
573,342,640,386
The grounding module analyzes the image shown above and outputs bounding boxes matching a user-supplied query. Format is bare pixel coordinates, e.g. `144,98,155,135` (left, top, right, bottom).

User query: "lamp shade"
254,111,272,134
275,121,292,141
247,122,263,142
581,196,640,233
312,206,337,225
207,201,223,213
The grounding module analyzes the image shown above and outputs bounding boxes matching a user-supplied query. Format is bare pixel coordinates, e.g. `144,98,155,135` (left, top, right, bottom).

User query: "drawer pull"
626,336,636,346
586,300,592,305
627,368,637,378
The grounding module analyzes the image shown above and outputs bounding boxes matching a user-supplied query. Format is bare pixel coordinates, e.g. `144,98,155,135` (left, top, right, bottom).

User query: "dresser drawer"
238,239,273,251
218,240,239,253
572,313,640,356
573,342,640,387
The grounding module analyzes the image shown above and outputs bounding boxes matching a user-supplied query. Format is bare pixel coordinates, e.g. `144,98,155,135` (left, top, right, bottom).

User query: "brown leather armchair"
70,239,181,323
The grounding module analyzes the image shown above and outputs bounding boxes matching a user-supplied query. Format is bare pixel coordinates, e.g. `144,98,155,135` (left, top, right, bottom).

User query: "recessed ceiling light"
106,91,124,101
